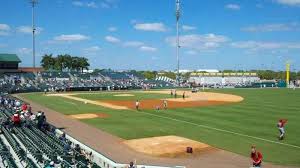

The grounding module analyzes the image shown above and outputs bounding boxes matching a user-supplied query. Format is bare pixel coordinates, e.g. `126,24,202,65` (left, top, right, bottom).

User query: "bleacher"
0,96,102,168
189,72,260,87
99,71,130,80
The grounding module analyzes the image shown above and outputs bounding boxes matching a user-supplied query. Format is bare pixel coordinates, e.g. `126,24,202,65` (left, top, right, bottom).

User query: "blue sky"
0,0,300,71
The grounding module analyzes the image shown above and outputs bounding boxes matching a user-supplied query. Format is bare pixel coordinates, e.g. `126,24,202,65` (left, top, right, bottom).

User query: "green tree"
142,71,157,79
78,57,90,72
40,54,55,70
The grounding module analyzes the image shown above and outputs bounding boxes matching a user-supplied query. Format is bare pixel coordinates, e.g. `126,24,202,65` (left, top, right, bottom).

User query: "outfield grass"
22,89,300,166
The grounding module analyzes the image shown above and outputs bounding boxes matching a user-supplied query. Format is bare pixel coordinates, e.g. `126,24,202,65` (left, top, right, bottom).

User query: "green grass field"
22,89,300,166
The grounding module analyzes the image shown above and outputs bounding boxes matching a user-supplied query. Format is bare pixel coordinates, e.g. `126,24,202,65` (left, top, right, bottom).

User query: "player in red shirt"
277,119,288,140
250,146,262,167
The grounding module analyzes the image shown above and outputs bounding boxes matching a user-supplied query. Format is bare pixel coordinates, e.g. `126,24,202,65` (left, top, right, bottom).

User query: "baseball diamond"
1,0,300,168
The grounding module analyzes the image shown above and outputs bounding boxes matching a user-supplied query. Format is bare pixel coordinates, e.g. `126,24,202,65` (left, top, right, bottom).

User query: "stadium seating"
0,96,103,167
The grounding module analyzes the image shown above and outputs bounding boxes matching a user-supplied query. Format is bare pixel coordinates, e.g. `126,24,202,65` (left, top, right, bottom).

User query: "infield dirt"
124,135,215,158
47,90,243,110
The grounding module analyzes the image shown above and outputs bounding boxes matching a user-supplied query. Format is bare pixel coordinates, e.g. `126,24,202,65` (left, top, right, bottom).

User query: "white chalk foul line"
137,111,300,150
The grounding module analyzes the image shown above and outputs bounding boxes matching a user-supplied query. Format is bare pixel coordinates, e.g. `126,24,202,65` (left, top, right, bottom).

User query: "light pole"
30,0,38,68
175,0,181,84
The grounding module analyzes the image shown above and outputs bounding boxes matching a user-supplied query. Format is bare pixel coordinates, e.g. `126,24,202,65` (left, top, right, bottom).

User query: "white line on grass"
137,110,300,150
63,101,77,106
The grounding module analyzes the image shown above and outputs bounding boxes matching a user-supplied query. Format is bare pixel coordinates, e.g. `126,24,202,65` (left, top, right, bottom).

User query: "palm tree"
40,54,55,70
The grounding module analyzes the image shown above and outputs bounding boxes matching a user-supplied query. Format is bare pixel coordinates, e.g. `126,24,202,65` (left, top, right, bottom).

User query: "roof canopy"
0,54,21,63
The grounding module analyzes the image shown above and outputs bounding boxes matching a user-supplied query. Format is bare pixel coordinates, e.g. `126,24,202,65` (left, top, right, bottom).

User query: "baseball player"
277,119,288,140
135,100,140,110
163,100,168,110
250,145,263,168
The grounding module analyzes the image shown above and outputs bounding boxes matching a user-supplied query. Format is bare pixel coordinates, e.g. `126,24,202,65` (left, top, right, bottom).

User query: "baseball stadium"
1,1,300,168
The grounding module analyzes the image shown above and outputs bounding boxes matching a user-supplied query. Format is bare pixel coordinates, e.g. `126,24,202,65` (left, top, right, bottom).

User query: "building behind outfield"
0,53,21,72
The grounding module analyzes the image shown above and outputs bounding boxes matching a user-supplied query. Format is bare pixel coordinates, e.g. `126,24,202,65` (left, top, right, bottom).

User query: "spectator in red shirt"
278,119,288,140
251,146,262,167
11,113,21,127
21,103,28,111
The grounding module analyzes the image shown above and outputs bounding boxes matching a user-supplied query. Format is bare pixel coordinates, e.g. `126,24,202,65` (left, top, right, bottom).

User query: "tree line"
41,54,90,72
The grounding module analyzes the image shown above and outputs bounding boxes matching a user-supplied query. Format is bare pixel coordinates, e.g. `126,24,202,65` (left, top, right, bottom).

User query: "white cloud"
276,0,300,6
0,24,10,36
87,2,98,8
54,34,90,41
134,23,167,32
72,0,117,8
185,50,198,55
18,48,32,55
72,1,98,8
105,35,121,43
130,19,138,24
231,41,300,50
100,2,110,8
0,24,10,31
123,41,144,47
17,26,43,35
84,46,101,52
139,46,157,52
242,23,300,32
108,27,117,32
225,4,241,10
165,33,229,50
182,25,197,31
72,1,84,6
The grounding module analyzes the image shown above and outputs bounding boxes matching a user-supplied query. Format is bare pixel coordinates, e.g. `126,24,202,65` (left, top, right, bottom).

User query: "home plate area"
123,135,215,158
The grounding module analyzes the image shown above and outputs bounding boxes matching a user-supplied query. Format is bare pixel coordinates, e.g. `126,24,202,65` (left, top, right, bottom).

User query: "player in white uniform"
135,100,140,110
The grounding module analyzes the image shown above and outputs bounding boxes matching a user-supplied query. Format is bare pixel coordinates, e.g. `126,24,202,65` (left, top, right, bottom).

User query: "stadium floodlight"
175,0,181,84
30,0,38,68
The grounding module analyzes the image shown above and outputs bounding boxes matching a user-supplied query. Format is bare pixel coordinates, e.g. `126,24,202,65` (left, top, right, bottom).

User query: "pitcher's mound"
69,113,109,119
124,135,214,158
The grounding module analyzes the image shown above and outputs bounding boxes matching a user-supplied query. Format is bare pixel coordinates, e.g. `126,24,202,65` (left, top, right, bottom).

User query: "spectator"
45,161,55,168
74,144,81,154
37,111,46,129
64,141,71,154
127,161,136,168
59,132,67,142
11,113,21,127
21,103,27,111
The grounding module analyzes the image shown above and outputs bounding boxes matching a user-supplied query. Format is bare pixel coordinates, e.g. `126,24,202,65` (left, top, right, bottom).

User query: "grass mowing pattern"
22,89,300,166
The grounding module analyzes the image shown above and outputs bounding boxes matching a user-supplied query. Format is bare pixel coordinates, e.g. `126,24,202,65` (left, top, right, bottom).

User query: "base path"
47,93,128,110
103,99,227,110
15,94,293,168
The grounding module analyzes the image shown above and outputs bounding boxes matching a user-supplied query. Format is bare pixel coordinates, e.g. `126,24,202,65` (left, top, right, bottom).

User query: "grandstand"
189,72,260,88
0,70,178,94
